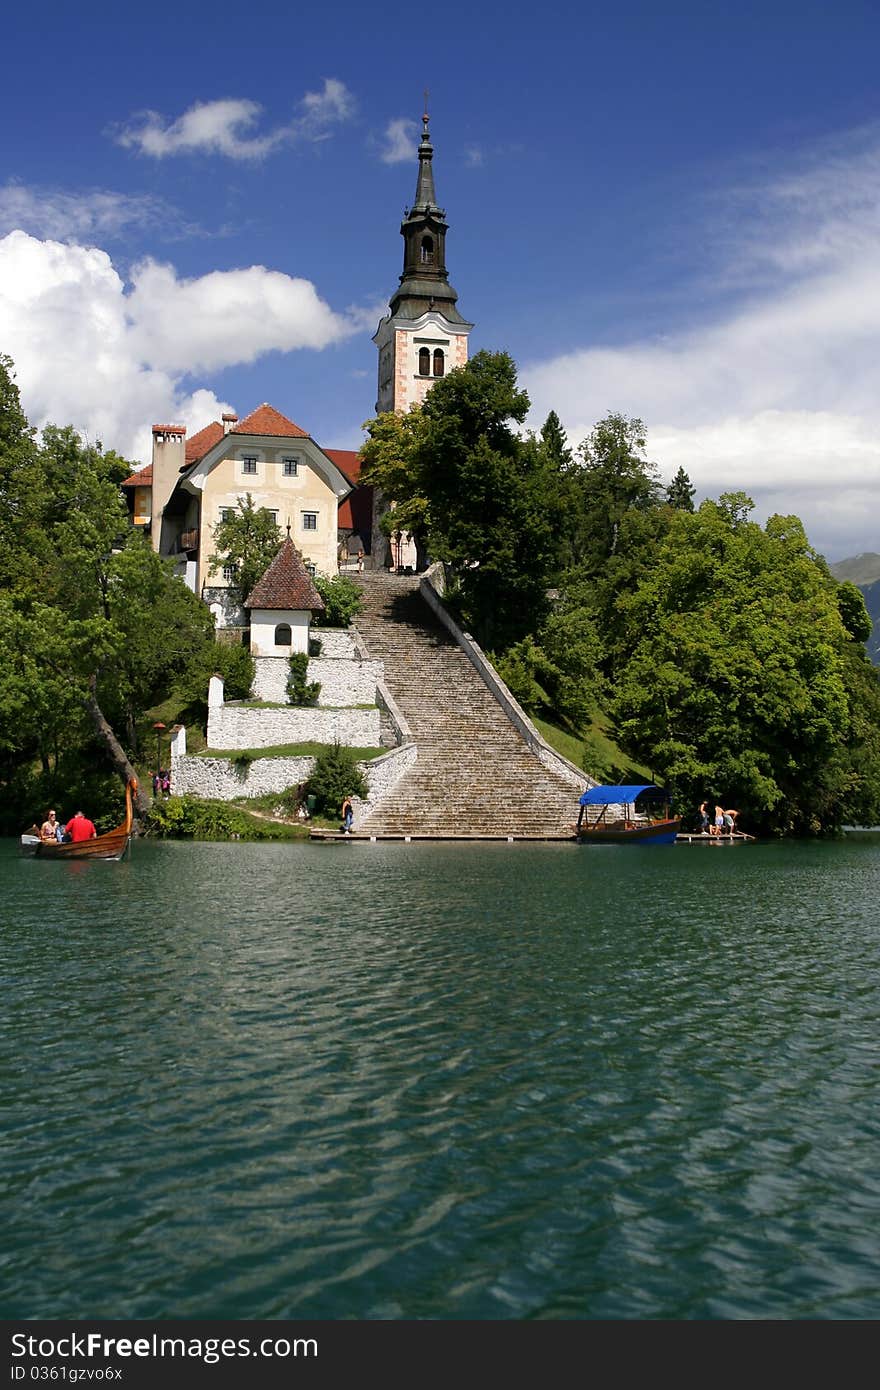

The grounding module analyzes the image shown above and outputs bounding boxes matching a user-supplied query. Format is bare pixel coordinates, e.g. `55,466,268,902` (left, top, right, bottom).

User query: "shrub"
305,742,367,814
312,573,363,628
286,652,321,706
176,641,255,722
148,794,268,840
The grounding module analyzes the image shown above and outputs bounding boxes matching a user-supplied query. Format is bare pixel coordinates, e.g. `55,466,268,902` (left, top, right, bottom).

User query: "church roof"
234,404,309,438
244,538,325,613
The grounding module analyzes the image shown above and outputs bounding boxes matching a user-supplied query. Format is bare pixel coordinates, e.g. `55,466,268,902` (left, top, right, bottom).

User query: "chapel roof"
244,537,325,613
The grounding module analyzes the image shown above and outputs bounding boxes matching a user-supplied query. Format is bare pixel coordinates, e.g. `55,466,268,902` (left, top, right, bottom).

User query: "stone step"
353,572,583,837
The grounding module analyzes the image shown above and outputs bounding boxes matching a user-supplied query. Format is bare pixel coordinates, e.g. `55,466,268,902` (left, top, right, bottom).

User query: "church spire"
373,103,473,418
412,106,437,211
389,108,466,324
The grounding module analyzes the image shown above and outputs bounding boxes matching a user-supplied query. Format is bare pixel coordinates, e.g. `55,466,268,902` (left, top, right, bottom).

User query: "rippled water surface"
2,836,880,1319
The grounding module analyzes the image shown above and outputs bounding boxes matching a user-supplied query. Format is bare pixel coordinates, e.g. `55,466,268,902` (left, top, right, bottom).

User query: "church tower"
373,109,473,414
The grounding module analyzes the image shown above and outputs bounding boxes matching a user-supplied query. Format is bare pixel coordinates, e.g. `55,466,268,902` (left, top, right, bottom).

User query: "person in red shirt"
66,811,97,842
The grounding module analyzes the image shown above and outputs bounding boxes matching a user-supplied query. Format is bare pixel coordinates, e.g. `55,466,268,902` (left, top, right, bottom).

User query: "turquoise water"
1,836,879,1319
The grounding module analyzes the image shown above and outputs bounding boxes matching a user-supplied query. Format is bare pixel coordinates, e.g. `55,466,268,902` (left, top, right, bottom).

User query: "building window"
420,235,434,264
274,623,292,645
222,564,238,583
219,507,236,523
418,347,430,376
302,511,318,531
282,457,299,477
305,562,317,576
433,348,445,377
242,456,257,474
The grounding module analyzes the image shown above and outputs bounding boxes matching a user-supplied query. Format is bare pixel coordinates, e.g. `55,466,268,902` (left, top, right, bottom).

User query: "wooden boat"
576,784,680,844
20,778,137,861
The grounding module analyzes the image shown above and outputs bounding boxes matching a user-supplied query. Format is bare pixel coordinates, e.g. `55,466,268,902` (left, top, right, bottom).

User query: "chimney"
222,412,239,436
150,424,186,555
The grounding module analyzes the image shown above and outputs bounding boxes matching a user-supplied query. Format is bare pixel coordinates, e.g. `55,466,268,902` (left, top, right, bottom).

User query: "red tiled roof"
152,424,185,435
234,404,309,439
244,538,325,612
121,464,152,488
185,421,224,466
324,448,362,484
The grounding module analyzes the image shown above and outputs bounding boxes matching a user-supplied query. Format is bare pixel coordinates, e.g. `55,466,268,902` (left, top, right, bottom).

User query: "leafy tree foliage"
562,412,662,574
306,742,367,814
609,495,877,831
286,652,321,706
0,356,225,828
364,351,566,648
209,493,283,603
312,573,363,627
175,641,255,724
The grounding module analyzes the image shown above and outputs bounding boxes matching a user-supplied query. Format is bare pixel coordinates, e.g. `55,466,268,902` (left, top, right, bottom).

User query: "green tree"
0,358,228,824
540,410,573,470
306,742,367,814
312,573,363,627
665,465,696,511
361,407,430,569
419,351,564,647
565,413,662,573
609,496,858,832
209,494,283,603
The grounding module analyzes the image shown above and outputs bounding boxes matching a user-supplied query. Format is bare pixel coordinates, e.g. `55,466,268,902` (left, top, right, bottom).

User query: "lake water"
2,836,879,1320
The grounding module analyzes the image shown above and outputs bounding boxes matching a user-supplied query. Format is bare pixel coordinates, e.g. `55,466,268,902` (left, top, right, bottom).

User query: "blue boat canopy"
579,784,660,806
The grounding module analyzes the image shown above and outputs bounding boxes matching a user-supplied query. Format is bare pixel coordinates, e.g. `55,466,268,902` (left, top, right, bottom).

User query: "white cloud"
379,118,418,165
0,182,199,242
0,231,366,462
522,129,880,560
114,79,354,160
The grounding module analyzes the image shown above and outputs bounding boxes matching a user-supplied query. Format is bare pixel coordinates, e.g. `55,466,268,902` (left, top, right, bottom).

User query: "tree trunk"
83,675,150,821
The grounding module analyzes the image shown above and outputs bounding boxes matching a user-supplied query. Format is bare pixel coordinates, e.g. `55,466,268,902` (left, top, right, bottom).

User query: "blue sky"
2,0,880,558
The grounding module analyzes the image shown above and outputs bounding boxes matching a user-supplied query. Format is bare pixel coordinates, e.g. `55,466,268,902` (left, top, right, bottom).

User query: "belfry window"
420,236,434,265
418,347,431,376
274,624,292,646
433,349,445,377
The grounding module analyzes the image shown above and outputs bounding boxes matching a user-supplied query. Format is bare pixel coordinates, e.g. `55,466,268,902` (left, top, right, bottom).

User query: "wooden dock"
675,831,755,843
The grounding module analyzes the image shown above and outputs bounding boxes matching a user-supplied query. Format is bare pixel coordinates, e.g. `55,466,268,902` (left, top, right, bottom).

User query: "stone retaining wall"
251,655,382,705
170,739,416,826
207,702,381,750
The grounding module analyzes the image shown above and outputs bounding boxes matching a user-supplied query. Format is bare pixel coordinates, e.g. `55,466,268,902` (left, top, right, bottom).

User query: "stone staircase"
353,572,584,838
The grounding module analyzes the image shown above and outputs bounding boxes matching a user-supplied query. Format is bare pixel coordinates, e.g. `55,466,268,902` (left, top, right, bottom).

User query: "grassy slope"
532,711,655,784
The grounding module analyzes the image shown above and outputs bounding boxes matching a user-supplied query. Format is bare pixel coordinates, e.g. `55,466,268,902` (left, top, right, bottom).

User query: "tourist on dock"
341,795,354,835
699,801,709,834
724,808,739,835
713,805,725,837
40,810,60,843
65,810,97,842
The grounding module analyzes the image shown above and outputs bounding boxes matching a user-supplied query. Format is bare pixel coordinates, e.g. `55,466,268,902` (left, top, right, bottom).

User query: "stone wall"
247,626,381,706
170,740,417,825
172,754,315,801
207,703,381,750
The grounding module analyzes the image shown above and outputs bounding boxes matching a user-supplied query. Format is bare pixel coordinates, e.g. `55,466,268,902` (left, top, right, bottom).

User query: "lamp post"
153,721,166,792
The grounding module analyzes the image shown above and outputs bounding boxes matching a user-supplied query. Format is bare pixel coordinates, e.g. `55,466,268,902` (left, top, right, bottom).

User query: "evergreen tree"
665,465,696,511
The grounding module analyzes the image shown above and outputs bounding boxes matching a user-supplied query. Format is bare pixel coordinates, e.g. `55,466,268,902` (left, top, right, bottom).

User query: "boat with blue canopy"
576,784,680,844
